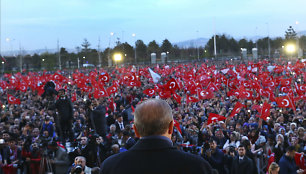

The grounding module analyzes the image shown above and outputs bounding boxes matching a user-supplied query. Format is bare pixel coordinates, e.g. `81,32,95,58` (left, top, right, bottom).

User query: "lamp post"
108,32,114,67
113,53,122,66
285,44,296,60
196,30,199,61
1,61,4,74
132,33,136,64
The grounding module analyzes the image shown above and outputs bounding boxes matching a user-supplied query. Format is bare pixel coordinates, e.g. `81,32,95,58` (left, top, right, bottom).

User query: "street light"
113,53,122,66
132,33,136,64
285,44,296,60
285,44,295,53
2,61,4,74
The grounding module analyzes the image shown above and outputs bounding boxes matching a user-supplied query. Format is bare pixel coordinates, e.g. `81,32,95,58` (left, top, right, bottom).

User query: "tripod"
39,149,53,174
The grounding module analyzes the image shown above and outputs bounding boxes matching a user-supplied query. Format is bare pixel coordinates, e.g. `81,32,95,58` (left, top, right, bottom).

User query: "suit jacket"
115,121,127,133
100,137,213,174
231,155,254,174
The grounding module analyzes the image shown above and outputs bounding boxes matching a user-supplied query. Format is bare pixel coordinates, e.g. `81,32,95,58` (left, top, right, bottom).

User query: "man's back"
100,138,212,174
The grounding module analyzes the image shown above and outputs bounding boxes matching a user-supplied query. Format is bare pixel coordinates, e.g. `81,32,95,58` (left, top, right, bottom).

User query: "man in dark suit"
100,99,213,174
90,99,107,139
55,89,74,143
114,114,126,134
231,144,255,174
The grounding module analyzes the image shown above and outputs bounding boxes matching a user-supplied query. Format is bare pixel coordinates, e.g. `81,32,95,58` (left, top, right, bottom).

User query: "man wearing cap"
100,99,212,174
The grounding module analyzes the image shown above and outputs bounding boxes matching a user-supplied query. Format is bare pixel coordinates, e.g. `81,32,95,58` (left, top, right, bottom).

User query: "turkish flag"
173,120,182,134
275,96,296,111
198,89,214,100
207,113,226,125
18,83,28,93
172,93,182,104
295,83,306,96
71,92,77,102
93,87,108,99
280,78,291,87
229,102,245,117
143,88,156,97
7,94,21,105
186,95,199,104
260,102,271,121
106,85,118,95
207,83,219,92
99,73,110,82
159,91,172,99
165,78,180,91
127,80,141,87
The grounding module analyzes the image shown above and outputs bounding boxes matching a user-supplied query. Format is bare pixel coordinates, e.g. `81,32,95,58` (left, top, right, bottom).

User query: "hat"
255,135,266,145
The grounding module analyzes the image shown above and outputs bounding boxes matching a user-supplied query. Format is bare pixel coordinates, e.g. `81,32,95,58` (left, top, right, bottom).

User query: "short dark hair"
286,146,296,152
238,144,245,149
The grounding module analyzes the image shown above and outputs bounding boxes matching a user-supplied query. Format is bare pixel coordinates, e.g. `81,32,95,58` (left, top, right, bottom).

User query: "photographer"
55,89,74,144
48,141,69,174
70,156,91,174
21,142,41,174
86,99,107,139
202,139,231,174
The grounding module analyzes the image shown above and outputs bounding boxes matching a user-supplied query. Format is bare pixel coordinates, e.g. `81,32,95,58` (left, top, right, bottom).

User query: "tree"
160,39,172,53
81,38,91,52
136,40,147,63
147,40,159,54
285,26,297,41
238,39,248,49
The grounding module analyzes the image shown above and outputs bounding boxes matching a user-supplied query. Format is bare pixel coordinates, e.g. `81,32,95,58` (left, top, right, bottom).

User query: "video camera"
42,81,58,99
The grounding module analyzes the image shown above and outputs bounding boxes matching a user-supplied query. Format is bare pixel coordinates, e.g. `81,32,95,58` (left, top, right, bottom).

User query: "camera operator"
202,139,231,174
86,99,107,139
41,81,58,110
55,89,74,144
69,136,91,167
87,135,108,168
70,156,91,174
22,142,41,174
48,141,70,174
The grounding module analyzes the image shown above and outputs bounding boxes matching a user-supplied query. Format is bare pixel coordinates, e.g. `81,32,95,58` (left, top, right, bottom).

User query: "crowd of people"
0,58,305,174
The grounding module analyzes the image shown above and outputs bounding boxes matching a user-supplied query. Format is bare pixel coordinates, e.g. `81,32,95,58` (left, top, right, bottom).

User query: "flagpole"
213,17,217,59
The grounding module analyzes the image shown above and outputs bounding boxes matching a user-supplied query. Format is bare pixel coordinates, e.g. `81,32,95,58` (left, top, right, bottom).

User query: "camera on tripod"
42,81,58,99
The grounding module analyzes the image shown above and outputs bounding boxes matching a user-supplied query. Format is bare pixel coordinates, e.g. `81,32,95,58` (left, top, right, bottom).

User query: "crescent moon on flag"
282,99,289,107
170,82,176,89
9,96,14,102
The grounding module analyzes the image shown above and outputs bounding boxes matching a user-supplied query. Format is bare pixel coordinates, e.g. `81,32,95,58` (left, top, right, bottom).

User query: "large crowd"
0,58,305,174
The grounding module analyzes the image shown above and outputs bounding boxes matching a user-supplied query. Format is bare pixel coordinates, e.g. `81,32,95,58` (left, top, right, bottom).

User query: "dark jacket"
100,137,213,174
204,148,230,174
279,155,298,174
55,96,73,121
231,155,254,174
91,105,107,138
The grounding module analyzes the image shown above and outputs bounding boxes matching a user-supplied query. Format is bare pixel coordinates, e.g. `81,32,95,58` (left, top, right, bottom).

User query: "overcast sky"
1,0,305,52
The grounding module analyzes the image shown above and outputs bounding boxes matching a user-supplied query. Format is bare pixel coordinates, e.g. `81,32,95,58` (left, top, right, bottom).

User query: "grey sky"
1,0,305,52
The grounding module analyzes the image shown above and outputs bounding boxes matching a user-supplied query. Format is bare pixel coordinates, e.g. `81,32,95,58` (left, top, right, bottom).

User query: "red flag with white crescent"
143,89,156,97
7,94,21,105
275,96,296,111
229,102,245,118
207,113,226,125
260,102,271,121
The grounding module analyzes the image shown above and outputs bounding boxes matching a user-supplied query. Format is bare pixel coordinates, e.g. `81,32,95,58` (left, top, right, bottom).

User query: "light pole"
196,30,199,60
1,61,4,74
113,53,122,66
132,33,136,64
108,32,114,67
